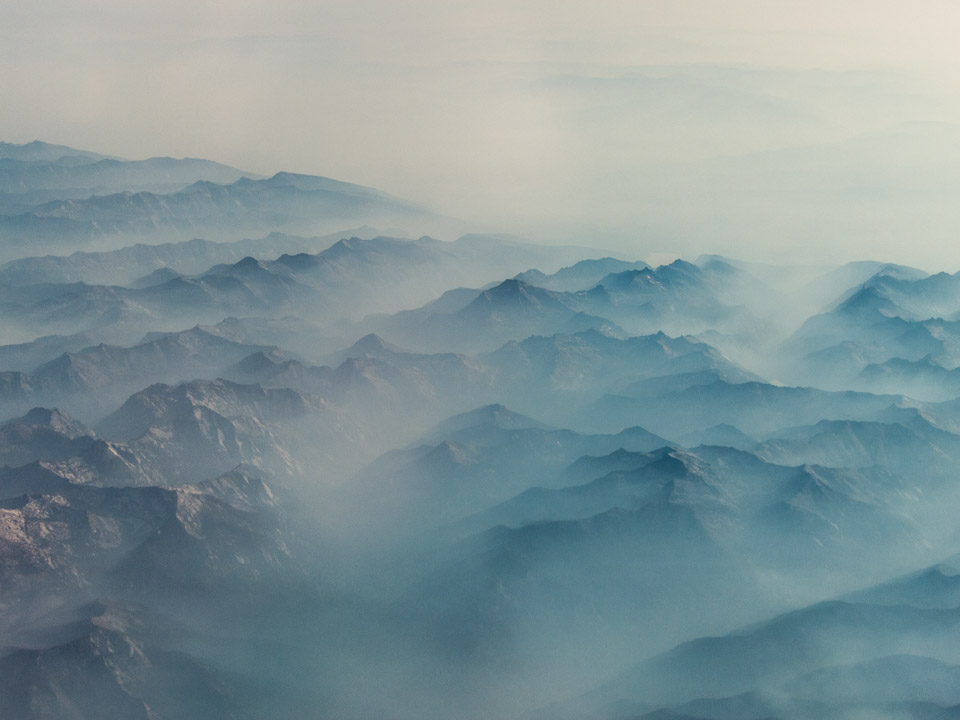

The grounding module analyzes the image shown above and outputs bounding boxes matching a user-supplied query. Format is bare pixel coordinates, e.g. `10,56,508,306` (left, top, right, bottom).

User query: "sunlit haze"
4,1,960,265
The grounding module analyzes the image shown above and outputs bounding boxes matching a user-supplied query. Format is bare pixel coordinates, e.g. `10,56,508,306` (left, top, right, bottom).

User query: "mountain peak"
275,252,325,271
472,278,564,311
345,333,405,357
232,255,262,270
232,350,287,375
461,404,544,430
422,404,552,443
424,440,473,469
664,258,699,271
9,407,92,438
0,139,115,162
324,237,364,258
489,278,525,294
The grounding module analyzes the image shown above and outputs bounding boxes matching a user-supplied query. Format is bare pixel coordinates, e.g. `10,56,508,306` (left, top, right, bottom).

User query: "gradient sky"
4,1,960,265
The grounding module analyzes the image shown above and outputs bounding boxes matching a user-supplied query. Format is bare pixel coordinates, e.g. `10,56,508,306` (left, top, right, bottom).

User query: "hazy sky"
4,1,960,264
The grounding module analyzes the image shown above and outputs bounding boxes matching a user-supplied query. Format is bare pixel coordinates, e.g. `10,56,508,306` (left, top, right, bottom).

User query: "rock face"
0,466,288,606
0,601,280,720
0,463,301,720
0,408,95,466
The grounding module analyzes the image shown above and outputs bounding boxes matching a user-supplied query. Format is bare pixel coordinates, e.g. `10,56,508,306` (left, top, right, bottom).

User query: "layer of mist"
2,141,960,720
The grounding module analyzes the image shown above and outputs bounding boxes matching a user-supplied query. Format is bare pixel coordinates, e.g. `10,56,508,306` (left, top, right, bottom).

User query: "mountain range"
4,140,960,720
